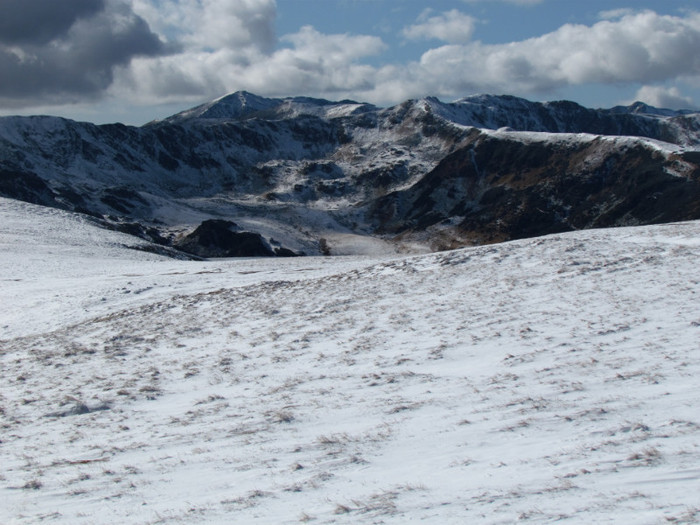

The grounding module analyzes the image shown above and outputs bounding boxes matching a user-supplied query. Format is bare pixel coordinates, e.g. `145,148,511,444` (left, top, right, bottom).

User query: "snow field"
1,200,700,523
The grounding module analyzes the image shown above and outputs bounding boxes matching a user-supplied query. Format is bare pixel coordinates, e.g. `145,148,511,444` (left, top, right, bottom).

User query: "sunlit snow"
1,198,699,523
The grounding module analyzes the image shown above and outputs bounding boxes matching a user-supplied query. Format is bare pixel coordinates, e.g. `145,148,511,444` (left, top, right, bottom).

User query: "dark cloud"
0,1,169,106
0,0,105,45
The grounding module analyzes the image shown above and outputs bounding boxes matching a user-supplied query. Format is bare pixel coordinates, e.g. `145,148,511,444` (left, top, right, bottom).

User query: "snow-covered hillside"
1,198,699,523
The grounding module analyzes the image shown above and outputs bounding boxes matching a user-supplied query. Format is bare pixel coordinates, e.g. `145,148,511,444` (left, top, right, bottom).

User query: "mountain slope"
1,92,699,256
2,199,699,523
370,129,700,248
428,94,700,145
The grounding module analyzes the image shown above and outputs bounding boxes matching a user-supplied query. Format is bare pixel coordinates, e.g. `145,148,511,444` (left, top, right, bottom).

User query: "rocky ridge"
0,92,699,255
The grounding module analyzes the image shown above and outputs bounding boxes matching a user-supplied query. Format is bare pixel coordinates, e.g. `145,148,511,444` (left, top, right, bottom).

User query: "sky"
0,0,699,125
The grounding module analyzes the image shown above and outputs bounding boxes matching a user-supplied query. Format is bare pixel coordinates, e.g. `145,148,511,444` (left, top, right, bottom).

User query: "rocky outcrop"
174,219,299,258
0,168,59,207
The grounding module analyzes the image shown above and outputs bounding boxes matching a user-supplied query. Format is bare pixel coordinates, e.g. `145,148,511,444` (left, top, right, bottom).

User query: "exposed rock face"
369,132,700,248
0,92,699,256
0,168,59,207
174,219,298,258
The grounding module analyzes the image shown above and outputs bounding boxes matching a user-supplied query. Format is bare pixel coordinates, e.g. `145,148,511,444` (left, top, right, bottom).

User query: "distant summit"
607,100,695,117
160,91,374,124
162,91,281,122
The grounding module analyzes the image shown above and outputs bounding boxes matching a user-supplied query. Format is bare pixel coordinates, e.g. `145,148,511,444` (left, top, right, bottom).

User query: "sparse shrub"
271,410,295,423
627,446,662,465
317,433,350,446
319,238,331,256
23,479,42,490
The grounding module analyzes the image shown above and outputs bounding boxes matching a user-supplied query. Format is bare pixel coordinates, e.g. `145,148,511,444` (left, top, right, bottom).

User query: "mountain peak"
454,93,534,108
161,91,281,123
157,91,377,124
204,91,280,117
606,101,696,117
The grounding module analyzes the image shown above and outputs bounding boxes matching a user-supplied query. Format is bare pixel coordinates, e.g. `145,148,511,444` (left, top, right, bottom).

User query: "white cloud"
132,0,276,53
116,6,700,109
387,10,700,102
112,22,386,105
112,0,280,104
402,9,476,44
281,25,386,65
7,1,700,118
241,27,385,95
187,0,277,53
633,85,697,109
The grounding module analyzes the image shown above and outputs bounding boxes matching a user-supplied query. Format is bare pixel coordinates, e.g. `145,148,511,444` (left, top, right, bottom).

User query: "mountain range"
1,91,699,256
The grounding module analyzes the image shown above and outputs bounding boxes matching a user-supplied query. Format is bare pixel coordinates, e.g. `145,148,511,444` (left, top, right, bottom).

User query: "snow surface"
485,127,686,154
2,198,700,524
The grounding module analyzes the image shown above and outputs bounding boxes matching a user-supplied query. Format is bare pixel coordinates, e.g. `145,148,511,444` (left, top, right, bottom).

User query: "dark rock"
100,186,149,214
274,246,298,257
0,168,58,206
175,219,292,258
45,402,111,418
369,132,700,247
108,220,169,246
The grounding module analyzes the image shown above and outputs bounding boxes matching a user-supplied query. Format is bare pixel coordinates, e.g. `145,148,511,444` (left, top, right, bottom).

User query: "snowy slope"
1,199,699,524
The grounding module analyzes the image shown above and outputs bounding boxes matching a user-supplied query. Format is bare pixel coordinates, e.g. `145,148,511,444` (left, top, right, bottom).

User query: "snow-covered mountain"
2,196,700,523
1,92,699,255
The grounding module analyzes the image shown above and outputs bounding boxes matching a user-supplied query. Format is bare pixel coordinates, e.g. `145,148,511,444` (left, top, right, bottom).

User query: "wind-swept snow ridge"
1,198,700,523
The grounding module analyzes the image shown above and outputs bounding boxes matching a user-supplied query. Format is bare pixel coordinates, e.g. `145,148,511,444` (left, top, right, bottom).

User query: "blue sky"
1,0,699,124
